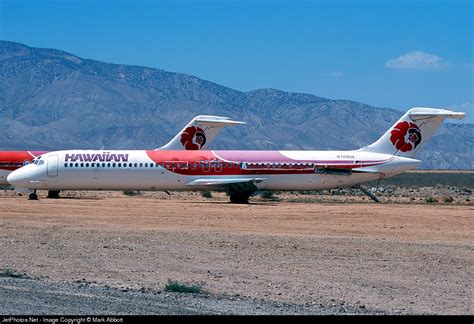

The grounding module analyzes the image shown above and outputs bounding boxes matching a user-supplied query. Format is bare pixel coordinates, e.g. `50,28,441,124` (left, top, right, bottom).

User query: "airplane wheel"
229,191,251,204
28,192,38,200
47,191,60,199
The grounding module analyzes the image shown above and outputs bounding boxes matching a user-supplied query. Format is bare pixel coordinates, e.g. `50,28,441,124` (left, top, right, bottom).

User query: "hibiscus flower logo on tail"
180,126,207,150
390,121,422,152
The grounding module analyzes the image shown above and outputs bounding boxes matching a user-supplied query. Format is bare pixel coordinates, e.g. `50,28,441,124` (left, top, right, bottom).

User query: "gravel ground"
0,190,472,315
0,277,376,315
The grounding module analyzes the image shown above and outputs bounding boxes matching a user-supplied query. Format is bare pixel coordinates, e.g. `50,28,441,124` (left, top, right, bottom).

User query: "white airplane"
7,108,465,203
0,115,243,193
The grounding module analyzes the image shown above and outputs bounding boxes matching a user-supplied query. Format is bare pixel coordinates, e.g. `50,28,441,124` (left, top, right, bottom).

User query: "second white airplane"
7,108,465,203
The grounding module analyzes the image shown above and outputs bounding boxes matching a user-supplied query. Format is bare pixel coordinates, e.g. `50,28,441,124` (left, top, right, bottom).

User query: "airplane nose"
7,169,24,187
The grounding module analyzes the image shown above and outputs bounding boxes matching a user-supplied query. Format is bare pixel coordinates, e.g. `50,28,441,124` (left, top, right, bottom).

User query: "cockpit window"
31,159,44,165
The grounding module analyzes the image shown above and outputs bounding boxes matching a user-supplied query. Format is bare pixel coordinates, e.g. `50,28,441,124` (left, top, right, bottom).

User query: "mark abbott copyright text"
1,317,124,323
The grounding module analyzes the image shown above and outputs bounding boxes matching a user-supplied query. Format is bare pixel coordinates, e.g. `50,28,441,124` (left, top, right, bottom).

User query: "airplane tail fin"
156,115,245,150
359,107,465,158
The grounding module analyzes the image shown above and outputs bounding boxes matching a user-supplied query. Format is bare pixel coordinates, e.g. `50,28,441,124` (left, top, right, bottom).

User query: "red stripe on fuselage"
145,150,387,176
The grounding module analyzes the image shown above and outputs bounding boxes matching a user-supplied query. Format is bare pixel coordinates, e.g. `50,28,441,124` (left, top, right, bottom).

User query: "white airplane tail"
359,107,465,157
157,115,245,150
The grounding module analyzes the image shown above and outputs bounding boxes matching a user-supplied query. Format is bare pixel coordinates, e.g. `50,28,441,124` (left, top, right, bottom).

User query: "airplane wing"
186,177,266,191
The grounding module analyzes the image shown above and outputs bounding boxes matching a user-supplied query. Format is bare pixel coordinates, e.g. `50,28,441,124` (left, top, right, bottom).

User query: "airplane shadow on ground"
182,200,281,207
46,196,105,200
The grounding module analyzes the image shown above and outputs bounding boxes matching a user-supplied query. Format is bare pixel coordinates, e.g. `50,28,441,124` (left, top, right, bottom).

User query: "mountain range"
0,41,472,169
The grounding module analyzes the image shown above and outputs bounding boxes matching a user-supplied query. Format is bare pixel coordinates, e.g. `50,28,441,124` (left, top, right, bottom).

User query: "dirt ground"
0,190,472,314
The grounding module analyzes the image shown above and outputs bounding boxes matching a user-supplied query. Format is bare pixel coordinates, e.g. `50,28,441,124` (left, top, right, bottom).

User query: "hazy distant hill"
0,41,472,169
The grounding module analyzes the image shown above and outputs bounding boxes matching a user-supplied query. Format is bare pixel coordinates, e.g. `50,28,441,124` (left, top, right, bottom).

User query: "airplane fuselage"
7,149,421,192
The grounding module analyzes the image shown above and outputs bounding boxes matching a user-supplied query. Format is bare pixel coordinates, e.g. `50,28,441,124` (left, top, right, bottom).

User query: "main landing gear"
228,190,252,204
28,190,38,200
47,191,60,199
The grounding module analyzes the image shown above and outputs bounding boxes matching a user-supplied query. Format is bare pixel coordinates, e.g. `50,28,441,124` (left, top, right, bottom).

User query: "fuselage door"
47,155,59,177
212,161,222,173
201,161,210,172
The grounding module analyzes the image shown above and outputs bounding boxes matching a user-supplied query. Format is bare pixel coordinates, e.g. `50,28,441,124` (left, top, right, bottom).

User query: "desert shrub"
442,196,454,203
123,190,141,196
260,191,279,200
425,196,438,204
164,280,205,294
201,190,213,198
301,191,320,195
0,269,28,279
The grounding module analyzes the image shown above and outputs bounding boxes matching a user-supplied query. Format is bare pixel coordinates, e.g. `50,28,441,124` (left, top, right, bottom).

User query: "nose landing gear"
28,190,38,200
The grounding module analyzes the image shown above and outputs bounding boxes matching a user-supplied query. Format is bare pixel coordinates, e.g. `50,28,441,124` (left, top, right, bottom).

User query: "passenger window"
64,163,68,168
139,163,143,167
102,163,106,167
112,163,116,167
145,163,148,167
150,164,153,168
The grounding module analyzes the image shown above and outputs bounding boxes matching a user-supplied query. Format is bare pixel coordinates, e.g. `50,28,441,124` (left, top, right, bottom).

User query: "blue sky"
1,0,472,122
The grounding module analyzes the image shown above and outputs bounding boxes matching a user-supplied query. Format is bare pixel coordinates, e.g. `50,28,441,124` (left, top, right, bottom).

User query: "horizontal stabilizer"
191,115,246,125
409,108,466,120
157,115,245,150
